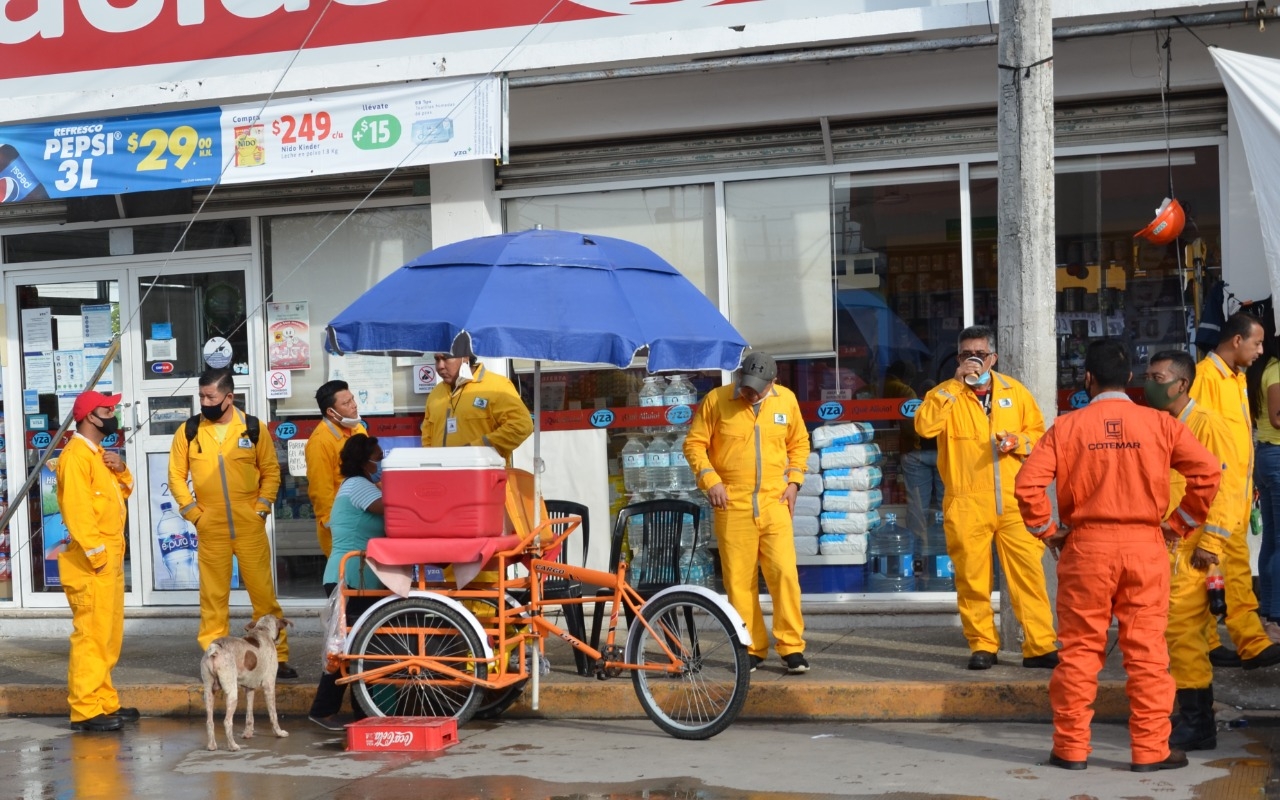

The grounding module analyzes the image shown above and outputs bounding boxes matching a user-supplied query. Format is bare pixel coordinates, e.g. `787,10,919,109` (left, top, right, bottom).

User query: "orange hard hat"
1135,197,1185,246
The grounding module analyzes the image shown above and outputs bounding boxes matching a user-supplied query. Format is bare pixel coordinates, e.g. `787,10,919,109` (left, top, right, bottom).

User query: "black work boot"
1169,686,1217,751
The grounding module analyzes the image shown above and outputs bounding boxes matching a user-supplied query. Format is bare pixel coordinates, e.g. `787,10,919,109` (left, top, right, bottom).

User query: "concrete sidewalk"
4,611,1278,723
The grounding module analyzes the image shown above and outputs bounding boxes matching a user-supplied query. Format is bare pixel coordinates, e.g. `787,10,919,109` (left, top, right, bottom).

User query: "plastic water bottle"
621,435,647,493
639,376,664,433
664,374,697,407
670,433,697,490
645,435,674,492
916,510,955,591
156,501,199,588
866,512,915,593
680,545,715,588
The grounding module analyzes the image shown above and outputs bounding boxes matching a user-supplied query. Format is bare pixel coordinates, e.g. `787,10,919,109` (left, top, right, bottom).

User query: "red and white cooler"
381,447,508,538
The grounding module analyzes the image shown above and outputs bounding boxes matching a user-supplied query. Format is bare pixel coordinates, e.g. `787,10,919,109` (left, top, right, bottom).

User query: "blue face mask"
368,466,383,484
972,370,991,386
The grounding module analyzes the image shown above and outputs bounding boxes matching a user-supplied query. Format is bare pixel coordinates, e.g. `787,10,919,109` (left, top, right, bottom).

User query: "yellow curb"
0,681,1132,723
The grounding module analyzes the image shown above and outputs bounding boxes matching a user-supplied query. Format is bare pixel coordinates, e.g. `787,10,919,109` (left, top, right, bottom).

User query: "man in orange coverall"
1015,339,1220,772
1189,313,1279,669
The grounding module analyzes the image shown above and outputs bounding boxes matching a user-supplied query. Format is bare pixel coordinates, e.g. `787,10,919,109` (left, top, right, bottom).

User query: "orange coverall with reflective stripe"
1190,353,1274,659
1015,393,1219,766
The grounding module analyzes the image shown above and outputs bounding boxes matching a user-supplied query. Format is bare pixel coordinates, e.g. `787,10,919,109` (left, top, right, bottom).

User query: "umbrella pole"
531,359,542,710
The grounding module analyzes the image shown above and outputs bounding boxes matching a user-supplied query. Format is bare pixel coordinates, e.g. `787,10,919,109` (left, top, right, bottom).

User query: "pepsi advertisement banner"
0,76,501,205
0,107,223,202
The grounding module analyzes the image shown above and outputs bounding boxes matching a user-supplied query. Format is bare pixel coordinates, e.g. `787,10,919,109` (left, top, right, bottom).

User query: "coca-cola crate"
345,716,458,752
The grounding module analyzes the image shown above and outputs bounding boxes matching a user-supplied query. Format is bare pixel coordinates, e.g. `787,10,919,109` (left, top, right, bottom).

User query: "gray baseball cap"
738,351,777,394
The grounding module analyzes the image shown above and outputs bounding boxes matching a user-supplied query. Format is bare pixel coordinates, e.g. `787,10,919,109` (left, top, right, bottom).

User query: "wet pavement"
0,715,1274,800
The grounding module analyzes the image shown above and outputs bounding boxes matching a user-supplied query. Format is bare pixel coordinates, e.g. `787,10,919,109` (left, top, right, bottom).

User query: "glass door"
5,255,259,608
127,255,258,606
7,267,132,608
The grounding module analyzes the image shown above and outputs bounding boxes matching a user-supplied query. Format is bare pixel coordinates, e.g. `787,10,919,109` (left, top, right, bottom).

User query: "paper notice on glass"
288,439,308,478
21,308,53,353
266,301,311,370
54,350,86,393
83,350,114,392
81,304,115,345
146,338,178,362
328,353,394,414
24,353,55,393
57,392,80,423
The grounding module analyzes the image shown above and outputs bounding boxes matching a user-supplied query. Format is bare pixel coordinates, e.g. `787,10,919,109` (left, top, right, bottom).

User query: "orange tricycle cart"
329,463,751,740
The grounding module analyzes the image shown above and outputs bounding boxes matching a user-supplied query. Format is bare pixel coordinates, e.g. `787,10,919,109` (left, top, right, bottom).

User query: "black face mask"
200,400,226,421
94,414,120,437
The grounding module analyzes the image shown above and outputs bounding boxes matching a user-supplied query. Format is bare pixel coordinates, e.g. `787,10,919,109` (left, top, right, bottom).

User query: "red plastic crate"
345,716,459,752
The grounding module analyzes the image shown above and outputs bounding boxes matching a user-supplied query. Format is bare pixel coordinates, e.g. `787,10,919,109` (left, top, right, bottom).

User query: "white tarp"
1211,48,1280,325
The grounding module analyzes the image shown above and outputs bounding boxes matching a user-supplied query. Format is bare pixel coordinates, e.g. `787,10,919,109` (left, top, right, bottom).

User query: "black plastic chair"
544,499,592,676
590,498,700,653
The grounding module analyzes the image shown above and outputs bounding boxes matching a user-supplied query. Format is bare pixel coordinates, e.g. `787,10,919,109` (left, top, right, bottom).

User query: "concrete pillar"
428,159,507,375
996,0,1057,655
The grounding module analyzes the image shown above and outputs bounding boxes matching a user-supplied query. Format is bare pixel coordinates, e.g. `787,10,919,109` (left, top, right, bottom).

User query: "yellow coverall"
1166,399,1238,689
420,363,534,467
685,383,809,660
56,434,133,723
1189,352,1274,660
169,410,286,660
914,372,1057,658
305,418,367,557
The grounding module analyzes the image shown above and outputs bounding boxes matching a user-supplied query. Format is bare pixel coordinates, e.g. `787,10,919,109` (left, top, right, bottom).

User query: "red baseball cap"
72,390,122,422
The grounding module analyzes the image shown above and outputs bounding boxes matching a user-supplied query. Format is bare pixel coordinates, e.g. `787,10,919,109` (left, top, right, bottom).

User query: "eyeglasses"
958,351,993,361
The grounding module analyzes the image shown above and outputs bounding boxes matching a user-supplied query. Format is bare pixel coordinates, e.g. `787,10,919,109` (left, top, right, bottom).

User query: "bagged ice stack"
819,443,882,470
819,532,867,557
793,442,824,557
811,421,876,450
823,489,882,514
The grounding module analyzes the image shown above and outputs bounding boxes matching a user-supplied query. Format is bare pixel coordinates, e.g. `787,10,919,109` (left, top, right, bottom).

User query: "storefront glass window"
504,185,717,298
971,145,1220,408
725,175,832,354
262,205,431,599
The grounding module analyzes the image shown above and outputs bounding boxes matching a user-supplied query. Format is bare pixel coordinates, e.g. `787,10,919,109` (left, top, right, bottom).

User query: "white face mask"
455,361,475,387
329,409,362,429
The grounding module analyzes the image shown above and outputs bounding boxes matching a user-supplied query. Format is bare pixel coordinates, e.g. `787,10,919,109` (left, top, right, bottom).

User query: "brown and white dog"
201,615,292,752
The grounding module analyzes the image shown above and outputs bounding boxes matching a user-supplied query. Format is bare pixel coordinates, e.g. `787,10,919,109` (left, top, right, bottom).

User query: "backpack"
184,413,261,445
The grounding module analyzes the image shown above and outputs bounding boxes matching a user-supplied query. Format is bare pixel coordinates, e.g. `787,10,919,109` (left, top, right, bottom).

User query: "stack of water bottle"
791,452,822,557
815,422,883,563
618,373,715,589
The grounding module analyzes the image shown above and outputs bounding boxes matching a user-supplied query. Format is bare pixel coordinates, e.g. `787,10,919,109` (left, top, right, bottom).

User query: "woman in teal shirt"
310,433,384,729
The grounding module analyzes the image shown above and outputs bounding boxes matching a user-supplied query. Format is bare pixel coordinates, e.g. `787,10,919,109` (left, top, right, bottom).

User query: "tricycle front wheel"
349,597,488,724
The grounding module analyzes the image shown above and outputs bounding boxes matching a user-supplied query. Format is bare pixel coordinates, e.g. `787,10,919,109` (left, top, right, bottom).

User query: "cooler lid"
382,446,506,470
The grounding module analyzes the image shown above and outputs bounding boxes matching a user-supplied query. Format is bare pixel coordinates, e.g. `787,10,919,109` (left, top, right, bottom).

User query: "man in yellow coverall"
914,325,1058,670
169,369,292,678
422,341,533,589
305,379,367,556
57,390,136,732
420,341,533,466
1188,313,1280,671
684,351,812,674
1146,350,1280,754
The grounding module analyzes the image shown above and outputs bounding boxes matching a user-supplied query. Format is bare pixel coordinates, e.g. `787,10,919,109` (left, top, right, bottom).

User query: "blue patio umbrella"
326,228,747,371
326,228,748,708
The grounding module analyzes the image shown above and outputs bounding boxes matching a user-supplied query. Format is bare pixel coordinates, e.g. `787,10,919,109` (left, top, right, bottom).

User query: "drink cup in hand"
962,356,985,385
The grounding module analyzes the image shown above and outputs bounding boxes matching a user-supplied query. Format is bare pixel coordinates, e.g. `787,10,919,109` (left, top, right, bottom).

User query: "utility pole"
996,0,1057,656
